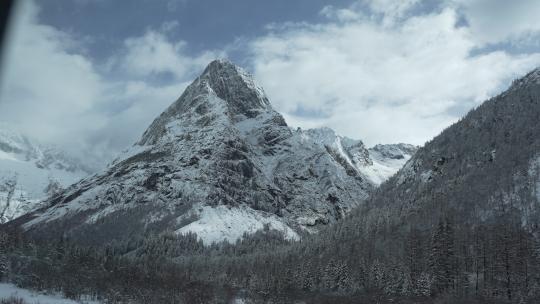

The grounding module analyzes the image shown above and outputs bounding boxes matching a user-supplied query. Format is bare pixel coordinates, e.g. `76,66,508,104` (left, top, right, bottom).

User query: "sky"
1,0,540,169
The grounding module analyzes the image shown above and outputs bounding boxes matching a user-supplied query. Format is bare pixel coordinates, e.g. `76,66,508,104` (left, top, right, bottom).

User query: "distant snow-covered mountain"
14,59,417,244
0,127,93,223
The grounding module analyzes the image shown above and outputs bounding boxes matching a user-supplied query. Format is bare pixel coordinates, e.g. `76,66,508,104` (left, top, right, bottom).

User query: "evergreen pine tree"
430,218,456,294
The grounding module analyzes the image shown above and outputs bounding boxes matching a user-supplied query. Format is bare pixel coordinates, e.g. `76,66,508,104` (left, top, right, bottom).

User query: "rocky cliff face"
14,60,416,245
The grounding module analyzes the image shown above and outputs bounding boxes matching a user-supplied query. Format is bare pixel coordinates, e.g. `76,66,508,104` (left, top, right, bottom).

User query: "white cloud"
248,5,540,146
117,30,219,80
2,0,540,166
320,5,363,22
0,1,219,168
166,0,187,12
0,1,105,148
364,0,420,23
451,0,540,45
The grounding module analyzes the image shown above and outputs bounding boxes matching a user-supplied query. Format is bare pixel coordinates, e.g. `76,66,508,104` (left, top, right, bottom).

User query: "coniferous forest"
2,204,540,303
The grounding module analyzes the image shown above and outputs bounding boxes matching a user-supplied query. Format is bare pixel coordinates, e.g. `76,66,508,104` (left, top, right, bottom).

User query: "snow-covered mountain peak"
204,59,267,94
199,59,272,118
0,127,93,174
0,128,31,155
370,143,418,160
301,127,340,146
138,59,276,146
15,60,418,245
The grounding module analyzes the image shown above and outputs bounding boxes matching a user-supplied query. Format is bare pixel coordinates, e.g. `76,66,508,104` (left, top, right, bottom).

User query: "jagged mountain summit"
13,59,416,245
0,126,93,223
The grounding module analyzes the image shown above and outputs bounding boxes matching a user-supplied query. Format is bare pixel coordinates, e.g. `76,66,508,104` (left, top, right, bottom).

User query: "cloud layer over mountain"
1,0,540,166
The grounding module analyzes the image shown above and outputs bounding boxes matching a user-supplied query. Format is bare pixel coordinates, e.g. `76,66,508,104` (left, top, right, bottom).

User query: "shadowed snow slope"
12,59,416,245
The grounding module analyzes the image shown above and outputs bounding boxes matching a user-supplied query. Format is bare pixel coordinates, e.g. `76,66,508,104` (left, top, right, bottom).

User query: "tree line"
2,207,539,303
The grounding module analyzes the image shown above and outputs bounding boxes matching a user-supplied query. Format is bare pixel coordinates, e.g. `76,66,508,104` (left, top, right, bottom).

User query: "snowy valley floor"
0,283,99,304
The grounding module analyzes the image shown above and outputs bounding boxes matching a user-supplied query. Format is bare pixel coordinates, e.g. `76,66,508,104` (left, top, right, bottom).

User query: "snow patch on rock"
361,154,413,186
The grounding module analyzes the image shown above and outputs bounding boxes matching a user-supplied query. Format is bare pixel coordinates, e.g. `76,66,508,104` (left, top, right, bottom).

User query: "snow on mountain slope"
0,283,100,304
0,127,92,223
15,59,417,245
296,128,417,186
177,204,299,245
363,144,417,185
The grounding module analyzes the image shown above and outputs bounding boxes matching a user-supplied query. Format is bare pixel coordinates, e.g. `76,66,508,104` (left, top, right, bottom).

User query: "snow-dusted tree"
369,260,386,291
320,259,337,291
0,230,8,281
429,218,456,294
416,272,433,296
383,265,405,295
0,176,17,223
335,260,352,292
